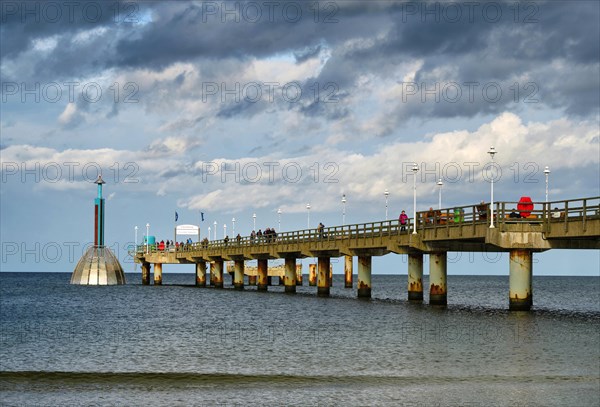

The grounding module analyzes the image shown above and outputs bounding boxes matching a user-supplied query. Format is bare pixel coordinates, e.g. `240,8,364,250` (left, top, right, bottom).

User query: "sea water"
1,273,599,406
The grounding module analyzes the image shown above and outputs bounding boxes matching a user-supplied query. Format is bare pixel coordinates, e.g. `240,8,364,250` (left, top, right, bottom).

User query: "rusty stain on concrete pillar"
257,259,268,291
509,249,533,311
234,260,244,290
357,256,372,298
141,263,150,285
213,259,224,288
408,253,424,301
429,252,447,306
296,265,303,286
284,258,297,293
344,255,353,288
196,261,206,287
309,263,317,286
209,262,214,286
154,263,162,285
317,257,331,297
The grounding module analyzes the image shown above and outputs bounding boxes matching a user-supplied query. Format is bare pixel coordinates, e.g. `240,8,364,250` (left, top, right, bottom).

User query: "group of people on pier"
157,238,195,251
250,227,278,244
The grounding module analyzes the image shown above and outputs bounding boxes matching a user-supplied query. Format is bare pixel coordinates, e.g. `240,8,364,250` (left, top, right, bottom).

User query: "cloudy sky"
1,0,598,275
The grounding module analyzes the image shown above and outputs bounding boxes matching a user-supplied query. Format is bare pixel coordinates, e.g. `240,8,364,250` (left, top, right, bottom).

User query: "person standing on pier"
399,210,408,231
318,222,325,239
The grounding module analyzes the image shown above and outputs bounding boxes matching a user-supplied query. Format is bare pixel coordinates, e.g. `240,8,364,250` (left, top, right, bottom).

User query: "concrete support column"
408,253,424,301
213,259,224,288
344,255,353,288
429,252,447,305
257,259,268,291
357,256,372,298
509,249,533,311
317,257,331,297
279,275,285,285
234,260,244,290
309,264,317,286
141,263,150,285
209,263,214,286
296,266,303,286
195,261,206,287
284,258,297,293
154,263,162,285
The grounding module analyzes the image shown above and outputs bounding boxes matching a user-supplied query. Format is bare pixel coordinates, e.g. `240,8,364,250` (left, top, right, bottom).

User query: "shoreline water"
1,273,598,406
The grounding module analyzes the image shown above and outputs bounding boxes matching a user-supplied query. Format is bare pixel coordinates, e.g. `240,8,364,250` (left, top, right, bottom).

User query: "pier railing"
134,197,599,255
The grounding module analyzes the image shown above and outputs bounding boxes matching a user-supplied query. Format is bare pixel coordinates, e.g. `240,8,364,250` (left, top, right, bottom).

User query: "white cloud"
58,103,78,125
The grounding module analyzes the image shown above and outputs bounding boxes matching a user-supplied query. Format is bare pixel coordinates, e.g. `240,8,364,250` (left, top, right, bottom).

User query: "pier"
133,197,600,310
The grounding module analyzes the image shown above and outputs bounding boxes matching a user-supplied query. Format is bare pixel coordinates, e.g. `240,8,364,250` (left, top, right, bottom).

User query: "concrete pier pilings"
257,259,268,291
308,264,317,286
234,260,244,290
344,255,353,288
142,263,150,285
317,257,330,297
407,253,423,301
213,259,224,288
154,263,162,285
284,258,297,293
357,256,372,298
196,261,206,287
509,249,533,311
429,252,447,305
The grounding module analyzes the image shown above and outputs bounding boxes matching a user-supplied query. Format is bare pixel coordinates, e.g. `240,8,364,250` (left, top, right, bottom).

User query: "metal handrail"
132,197,600,255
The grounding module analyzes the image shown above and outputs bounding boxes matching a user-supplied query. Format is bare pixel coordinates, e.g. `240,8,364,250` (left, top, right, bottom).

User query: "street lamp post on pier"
213,221,217,240
253,213,256,231
544,166,550,203
437,179,443,210
412,164,419,234
384,189,389,220
277,209,282,231
306,203,311,229
146,223,150,253
134,226,138,251
342,194,346,225
488,146,497,229
232,218,236,236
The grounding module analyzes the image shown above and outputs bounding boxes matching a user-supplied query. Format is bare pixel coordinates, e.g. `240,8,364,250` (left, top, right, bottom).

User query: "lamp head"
94,174,106,185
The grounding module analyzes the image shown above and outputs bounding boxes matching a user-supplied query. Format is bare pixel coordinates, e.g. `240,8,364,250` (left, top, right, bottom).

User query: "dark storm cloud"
2,1,598,120
0,0,140,59
112,1,375,70
294,45,322,64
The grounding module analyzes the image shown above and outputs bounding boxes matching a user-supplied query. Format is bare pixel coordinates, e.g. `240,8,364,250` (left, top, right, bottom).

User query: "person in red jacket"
399,210,408,232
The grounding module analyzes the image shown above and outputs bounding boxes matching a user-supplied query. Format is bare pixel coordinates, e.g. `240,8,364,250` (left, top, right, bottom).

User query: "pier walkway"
133,197,599,310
